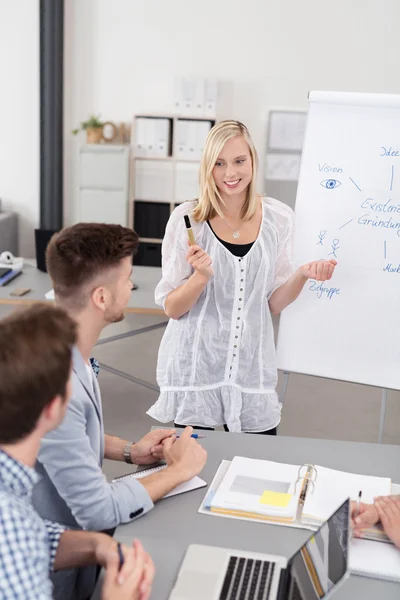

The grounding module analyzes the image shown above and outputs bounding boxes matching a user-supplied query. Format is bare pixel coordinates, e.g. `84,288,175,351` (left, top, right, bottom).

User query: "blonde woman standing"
147,121,336,434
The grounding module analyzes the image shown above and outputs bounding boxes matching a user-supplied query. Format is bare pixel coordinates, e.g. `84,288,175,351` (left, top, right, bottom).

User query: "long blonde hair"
192,120,259,222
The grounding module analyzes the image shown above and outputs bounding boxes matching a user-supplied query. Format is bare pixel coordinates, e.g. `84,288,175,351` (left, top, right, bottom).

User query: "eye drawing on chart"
320,179,342,189
317,230,327,246
328,239,340,258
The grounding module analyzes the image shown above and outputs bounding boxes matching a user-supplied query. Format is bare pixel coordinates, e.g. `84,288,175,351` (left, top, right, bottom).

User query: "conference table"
92,430,400,599
0,263,163,314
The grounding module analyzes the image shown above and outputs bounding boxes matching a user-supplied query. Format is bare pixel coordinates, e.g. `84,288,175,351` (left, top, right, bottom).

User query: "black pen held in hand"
117,542,124,571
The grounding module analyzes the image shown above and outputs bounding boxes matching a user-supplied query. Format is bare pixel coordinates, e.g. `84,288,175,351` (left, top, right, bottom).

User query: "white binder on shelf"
174,77,218,118
205,78,218,118
181,78,197,115
154,119,170,158
175,120,212,161
174,78,183,114
186,121,198,159
174,120,190,159
134,118,148,157
196,120,212,158
145,118,157,157
192,78,205,116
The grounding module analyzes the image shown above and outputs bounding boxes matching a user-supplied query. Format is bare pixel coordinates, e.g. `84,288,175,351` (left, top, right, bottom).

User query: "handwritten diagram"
329,239,340,258
344,166,399,272
315,232,340,258
310,163,398,300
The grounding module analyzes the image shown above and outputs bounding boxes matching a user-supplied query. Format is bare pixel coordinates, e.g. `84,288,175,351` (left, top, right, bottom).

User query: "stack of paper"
208,457,302,522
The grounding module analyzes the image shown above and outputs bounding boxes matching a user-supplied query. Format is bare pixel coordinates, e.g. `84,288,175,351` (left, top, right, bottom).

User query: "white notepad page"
112,464,207,499
350,538,400,583
210,456,302,519
303,465,391,523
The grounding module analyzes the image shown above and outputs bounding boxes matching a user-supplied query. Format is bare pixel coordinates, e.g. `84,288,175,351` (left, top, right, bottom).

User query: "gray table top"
0,263,163,313
93,431,400,600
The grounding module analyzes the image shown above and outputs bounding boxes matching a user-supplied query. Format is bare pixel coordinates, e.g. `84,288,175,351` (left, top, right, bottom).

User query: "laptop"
169,498,350,600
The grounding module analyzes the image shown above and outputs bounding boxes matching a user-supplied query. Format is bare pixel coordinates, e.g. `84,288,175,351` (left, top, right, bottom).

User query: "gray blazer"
33,347,154,600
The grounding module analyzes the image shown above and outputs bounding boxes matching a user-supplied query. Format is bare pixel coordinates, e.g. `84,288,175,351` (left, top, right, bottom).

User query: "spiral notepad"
112,464,207,499
113,463,168,481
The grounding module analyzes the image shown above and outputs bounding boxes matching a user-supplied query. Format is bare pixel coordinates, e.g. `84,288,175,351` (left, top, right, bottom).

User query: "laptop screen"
287,498,350,599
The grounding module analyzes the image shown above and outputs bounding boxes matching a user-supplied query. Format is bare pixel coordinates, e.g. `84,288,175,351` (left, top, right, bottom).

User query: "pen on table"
176,434,207,439
184,215,196,246
117,542,124,571
356,490,362,518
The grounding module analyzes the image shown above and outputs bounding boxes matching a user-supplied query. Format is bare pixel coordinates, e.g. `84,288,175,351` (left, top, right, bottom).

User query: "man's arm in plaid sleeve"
51,528,115,572
0,510,53,599
43,519,66,571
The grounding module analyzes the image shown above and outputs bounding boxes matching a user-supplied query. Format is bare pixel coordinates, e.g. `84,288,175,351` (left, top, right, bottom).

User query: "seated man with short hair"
0,304,154,600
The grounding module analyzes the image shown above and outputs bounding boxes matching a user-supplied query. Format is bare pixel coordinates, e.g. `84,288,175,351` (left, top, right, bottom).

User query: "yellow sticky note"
260,490,292,507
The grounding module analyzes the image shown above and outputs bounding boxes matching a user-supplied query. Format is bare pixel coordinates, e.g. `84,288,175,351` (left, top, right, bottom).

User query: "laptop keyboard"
219,556,275,600
288,578,302,600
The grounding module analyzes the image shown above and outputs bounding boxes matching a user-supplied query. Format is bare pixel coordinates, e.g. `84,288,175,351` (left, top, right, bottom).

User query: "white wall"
0,0,39,257
64,0,400,224
2,1,399,247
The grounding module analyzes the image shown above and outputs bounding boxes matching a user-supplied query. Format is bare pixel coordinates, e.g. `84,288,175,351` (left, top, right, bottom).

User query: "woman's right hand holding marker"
186,245,214,279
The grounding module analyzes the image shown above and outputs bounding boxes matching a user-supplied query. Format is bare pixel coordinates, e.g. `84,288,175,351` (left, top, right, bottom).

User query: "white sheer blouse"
147,196,295,432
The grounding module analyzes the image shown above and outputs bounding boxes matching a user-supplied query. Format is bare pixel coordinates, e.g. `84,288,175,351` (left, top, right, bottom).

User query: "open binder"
199,457,392,542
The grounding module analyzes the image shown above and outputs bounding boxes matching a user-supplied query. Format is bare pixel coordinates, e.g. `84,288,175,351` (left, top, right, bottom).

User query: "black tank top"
207,221,254,258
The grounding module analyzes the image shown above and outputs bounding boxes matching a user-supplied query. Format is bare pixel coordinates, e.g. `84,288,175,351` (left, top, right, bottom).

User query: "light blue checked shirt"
0,449,66,599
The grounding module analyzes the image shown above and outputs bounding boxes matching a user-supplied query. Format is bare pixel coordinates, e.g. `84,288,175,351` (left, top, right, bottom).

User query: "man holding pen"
32,223,207,600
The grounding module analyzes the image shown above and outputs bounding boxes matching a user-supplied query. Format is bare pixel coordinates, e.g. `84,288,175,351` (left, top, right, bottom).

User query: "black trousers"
174,423,277,435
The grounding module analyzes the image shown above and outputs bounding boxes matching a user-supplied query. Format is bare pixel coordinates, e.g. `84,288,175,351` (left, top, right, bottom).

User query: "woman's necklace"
221,216,244,239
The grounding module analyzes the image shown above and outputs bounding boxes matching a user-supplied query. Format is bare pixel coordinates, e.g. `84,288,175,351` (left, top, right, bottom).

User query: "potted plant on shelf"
72,114,104,143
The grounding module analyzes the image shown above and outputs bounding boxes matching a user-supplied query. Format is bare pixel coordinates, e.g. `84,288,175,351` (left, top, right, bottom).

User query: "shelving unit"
129,114,216,266
76,144,130,226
